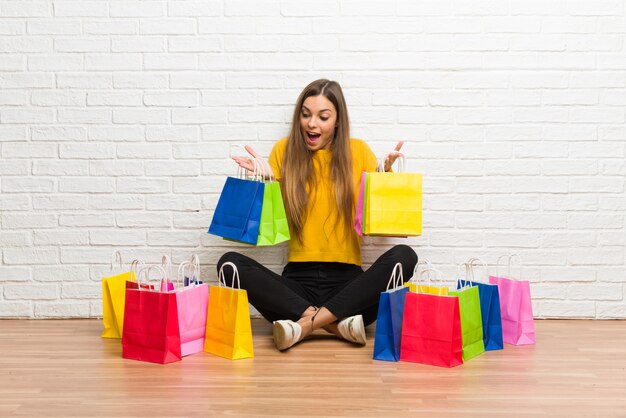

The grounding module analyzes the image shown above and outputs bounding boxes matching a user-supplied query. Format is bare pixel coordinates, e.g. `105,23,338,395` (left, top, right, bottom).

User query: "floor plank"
0,319,625,417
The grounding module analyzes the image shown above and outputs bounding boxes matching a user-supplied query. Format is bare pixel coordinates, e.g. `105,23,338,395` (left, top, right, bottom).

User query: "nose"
307,116,317,129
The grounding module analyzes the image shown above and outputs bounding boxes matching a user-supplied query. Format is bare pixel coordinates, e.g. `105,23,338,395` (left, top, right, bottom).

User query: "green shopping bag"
449,283,485,361
256,180,290,246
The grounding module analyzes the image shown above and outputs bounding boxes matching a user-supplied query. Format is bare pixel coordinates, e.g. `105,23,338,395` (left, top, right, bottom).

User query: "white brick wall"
1,0,625,319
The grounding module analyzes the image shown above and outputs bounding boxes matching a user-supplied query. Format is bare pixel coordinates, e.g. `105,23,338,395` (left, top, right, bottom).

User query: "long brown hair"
282,79,354,243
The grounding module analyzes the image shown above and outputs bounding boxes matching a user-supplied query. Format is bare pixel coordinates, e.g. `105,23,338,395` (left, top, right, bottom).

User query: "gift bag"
208,165,265,245
122,265,182,364
176,261,209,357
489,254,535,345
373,263,409,362
364,156,422,236
456,258,503,351
204,262,254,360
256,159,290,246
101,251,139,339
400,280,463,368
450,275,485,362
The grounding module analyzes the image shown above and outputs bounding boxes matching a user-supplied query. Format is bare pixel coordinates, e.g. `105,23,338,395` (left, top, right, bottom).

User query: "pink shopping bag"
175,261,209,356
489,254,535,345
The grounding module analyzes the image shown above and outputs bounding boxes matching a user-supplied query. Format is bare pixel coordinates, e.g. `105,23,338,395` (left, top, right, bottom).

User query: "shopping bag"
373,263,409,362
208,165,265,245
489,254,535,345
176,261,209,357
364,156,422,236
122,265,182,364
101,251,138,339
256,181,290,246
457,258,503,351
450,279,485,362
354,171,367,236
204,262,254,360
400,290,463,368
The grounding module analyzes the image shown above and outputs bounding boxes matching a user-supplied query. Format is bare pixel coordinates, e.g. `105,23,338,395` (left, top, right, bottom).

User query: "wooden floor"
1,320,625,418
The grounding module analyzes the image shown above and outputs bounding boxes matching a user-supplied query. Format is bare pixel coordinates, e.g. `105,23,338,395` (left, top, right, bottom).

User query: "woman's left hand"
383,141,404,172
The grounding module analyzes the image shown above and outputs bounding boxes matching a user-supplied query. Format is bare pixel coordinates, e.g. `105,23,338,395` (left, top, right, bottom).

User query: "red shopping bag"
122,265,182,364
400,291,463,368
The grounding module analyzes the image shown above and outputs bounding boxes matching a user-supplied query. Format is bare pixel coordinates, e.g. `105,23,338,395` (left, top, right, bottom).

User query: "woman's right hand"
232,145,272,178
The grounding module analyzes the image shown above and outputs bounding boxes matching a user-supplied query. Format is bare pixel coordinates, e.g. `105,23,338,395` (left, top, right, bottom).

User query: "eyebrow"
302,105,332,113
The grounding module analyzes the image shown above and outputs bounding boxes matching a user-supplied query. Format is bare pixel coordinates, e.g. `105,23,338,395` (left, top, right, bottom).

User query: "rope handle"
385,262,404,291
110,250,122,272
417,267,446,295
495,253,523,280
218,262,241,289
136,265,168,292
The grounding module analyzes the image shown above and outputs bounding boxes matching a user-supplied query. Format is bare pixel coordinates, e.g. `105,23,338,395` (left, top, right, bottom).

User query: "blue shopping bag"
373,263,409,362
456,277,503,351
208,176,265,245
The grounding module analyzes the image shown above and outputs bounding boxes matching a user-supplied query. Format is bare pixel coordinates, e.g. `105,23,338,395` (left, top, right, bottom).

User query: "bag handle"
456,263,475,290
190,253,200,283
110,250,122,272
161,255,172,280
137,265,168,292
255,157,274,183
466,257,488,283
385,262,404,291
376,153,405,173
495,254,523,280
177,261,198,289
129,259,145,281
218,262,241,289
409,259,432,284
417,267,446,295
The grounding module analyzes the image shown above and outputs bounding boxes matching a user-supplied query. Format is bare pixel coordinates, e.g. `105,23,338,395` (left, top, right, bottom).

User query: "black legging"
217,244,418,326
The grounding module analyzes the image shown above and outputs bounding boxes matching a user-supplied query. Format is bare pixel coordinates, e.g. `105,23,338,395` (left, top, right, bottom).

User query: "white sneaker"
337,314,366,345
272,320,302,351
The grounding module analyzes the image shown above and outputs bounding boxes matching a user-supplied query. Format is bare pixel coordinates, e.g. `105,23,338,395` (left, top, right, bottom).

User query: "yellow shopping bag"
204,262,254,360
101,253,139,339
365,157,422,236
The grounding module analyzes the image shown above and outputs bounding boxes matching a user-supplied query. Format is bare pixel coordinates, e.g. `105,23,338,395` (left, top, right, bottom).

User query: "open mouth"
306,132,321,144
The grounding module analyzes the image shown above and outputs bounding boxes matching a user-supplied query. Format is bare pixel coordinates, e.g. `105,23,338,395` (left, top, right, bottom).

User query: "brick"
173,177,221,193
112,108,170,124
87,91,142,106
113,73,168,89
3,248,58,264
116,144,171,159
224,0,280,16
54,37,109,52
33,266,87,283
0,91,27,105
88,195,145,210
116,177,169,193
140,19,196,35
89,230,146,246
168,1,222,16
0,54,24,71
84,20,138,35
111,37,164,53
173,144,229,159
169,36,221,52
1,177,55,193
513,214,567,229
116,212,171,228
484,232,540,248
0,232,32,247
0,73,54,88
145,161,201,176
32,195,88,210
59,213,115,227
0,126,27,142
147,231,199,247
568,214,623,229
597,302,626,319
58,177,115,193
34,302,90,318
31,126,87,140
57,73,112,88
1,108,55,123
89,161,143,176
199,17,257,35
146,196,202,211
110,1,166,17
542,232,596,248
61,282,100,299
568,283,623,301
57,108,111,124
569,177,624,193
485,195,541,211
569,248,624,265
85,54,142,71
0,160,29,175
0,195,30,210
4,283,57,300
53,1,108,17
143,91,198,107
543,194,598,211
146,126,200,142
33,230,89,246
0,301,33,318
32,161,89,176
172,108,227,124
59,143,115,159
88,126,144,142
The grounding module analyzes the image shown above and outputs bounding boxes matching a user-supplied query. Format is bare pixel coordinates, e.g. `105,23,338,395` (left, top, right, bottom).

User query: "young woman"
220,79,418,351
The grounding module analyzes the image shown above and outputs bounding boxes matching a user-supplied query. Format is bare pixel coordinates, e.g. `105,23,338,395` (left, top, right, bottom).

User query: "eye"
301,111,310,118
320,116,329,122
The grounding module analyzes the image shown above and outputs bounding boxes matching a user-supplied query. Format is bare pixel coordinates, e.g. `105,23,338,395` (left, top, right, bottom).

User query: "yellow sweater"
268,138,377,265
